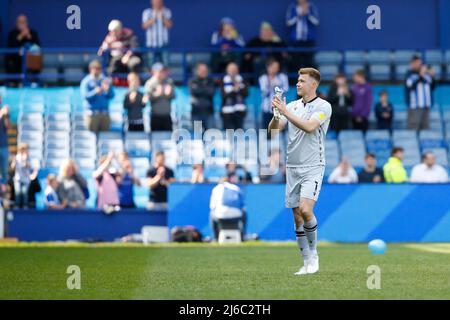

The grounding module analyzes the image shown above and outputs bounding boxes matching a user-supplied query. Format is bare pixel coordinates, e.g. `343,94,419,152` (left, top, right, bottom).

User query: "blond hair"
298,67,321,84
59,159,78,179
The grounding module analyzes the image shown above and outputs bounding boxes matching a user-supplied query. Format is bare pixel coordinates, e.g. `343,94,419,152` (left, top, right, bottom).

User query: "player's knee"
299,203,312,218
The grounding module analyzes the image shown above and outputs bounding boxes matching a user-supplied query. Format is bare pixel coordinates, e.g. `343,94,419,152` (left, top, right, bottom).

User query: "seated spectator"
327,73,352,133
6,14,41,86
93,152,120,210
259,59,289,130
242,22,287,76
124,72,146,132
191,164,206,183
98,19,142,80
189,63,216,131
410,152,449,183
145,151,175,209
57,159,87,208
80,60,115,135
328,157,358,184
0,101,10,193
383,147,408,183
210,177,246,241
226,161,252,183
375,91,394,130
144,63,175,131
260,148,286,183
11,143,37,208
141,0,173,63
358,153,384,183
211,17,245,73
351,70,372,132
44,174,67,209
221,62,248,130
116,158,140,208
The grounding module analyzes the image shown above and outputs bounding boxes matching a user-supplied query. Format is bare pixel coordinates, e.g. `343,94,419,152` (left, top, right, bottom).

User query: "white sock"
303,216,318,256
295,225,310,261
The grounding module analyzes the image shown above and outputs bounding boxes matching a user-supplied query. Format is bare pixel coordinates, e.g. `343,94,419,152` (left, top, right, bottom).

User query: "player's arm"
272,96,321,133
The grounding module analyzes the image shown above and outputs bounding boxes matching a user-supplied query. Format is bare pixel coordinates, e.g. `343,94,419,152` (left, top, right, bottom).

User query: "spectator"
44,174,67,209
145,151,175,208
80,60,115,135
116,158,140,208
327,73,352,133
98,19,142,78
358,153,384,183
259,59,289,130
5,14,41,85
124,72,146,132
211,17,245,73
11,143,37,208
410,152,449,183
210,177,246,241
226,161,252,183
0,101,10,192
405,56,435,130
57,159,87,208
243,22,287,76
328,157,358,184
351,70,372,132
189,63,216,131
260,148,286,183
144,63,175,131
93,152,120,210
286,0,319,71
141,0,173,63
221,62,248,130
375,91,394,131
383,147,408,183
191,164,206,183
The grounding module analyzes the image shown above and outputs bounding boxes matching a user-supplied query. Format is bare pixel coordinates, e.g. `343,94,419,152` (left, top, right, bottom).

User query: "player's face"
296,74,315,96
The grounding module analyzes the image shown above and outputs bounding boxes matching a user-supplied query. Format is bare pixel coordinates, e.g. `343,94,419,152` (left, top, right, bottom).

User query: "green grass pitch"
0,242,449,299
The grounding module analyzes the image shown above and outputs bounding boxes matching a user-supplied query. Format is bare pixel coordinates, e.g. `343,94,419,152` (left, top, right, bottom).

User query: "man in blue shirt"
286,0,320,71
80,60,115,135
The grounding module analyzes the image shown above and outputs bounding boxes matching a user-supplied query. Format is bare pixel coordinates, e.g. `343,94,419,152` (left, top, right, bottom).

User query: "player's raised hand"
272,95,287,115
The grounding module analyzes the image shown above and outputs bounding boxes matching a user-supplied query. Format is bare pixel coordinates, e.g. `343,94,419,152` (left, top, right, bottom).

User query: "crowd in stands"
0,0,449,211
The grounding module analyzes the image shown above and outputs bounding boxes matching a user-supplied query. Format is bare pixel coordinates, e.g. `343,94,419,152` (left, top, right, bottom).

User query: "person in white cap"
98,19,142,75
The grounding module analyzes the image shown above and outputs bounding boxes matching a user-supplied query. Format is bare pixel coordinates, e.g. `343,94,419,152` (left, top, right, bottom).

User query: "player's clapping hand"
272,95,287,115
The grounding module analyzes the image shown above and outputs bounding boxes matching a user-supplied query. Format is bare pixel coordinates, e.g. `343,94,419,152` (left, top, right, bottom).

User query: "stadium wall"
169,183,450,242
2,0,446,49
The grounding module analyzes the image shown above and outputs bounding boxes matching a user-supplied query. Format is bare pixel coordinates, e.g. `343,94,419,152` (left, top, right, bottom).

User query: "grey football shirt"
280,96,332,167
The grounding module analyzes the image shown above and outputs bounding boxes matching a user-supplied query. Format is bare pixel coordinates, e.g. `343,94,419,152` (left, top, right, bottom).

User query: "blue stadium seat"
367,50,392,64
425,50,443,65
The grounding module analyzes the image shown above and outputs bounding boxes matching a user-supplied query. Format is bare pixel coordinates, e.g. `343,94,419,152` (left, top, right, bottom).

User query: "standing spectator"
242,22,288,76
410,152,448,183
44,174,66,209
189,63,216,130
260,148,286,183
144,63,175,131
145,151,175,208
226,161,252,183
191,164,206,183
5,14,41,86
211,17,245,73
375,91,394,131
221,62,248,130
57,159,87,208
259,59,289,130
98,19,142,78
0,101,10,192
358,153,384,183
351,70,372,132
142,0,173,63
286,0,319,71
11,143,37,208
383,147,408,183
116,158,140,208
124,72,146,132
328,157,358,184
405,56,435,130
80,60,115,135
327,73,352,133
93,152,120,210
